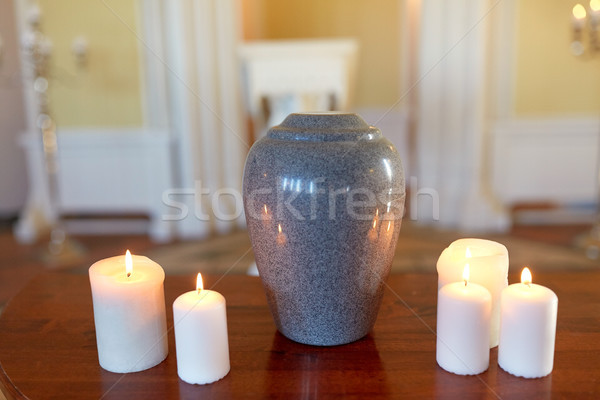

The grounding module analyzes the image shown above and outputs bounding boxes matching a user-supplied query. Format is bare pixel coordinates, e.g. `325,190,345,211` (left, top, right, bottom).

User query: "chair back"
239,39,359,140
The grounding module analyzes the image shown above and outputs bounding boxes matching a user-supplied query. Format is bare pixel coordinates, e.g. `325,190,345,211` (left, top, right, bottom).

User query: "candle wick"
127,272,131,278
464,279,467,287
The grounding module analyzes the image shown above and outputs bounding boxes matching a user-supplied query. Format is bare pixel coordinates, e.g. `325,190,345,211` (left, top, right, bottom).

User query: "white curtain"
143,0,248,239
414,0,509,232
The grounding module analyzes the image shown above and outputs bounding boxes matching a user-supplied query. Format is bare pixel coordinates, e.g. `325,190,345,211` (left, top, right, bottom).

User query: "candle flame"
125,250,132,278
521,267,532,287
573,4,587,19
465,247,472,258
375,208,379,217
463,264,470,286
372,218,377,229
263,204,268,214
278,223,282,234
196,273,203,294
592,0,600,12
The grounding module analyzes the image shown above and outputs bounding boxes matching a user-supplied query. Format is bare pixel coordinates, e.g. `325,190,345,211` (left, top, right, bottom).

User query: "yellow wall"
35,0,599,125
514,0,600,116
241,0,401,108
38,0,143,127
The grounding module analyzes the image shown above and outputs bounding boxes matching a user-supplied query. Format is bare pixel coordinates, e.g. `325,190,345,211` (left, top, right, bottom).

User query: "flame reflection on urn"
276,223,287,245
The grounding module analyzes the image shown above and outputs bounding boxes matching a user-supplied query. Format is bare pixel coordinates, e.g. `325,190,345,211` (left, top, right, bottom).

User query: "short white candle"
498,267,558,378
437,238,508,348
89,250,168,373
436,264,492,375
173,273,230,385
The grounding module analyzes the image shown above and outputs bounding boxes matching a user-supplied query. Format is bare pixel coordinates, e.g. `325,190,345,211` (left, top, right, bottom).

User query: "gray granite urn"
243,112,405,346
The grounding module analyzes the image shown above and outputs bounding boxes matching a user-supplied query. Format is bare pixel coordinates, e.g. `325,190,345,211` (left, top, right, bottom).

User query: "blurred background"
0,0,599,307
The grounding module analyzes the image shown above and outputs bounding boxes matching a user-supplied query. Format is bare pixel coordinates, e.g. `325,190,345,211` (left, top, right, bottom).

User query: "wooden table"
0,271,599,399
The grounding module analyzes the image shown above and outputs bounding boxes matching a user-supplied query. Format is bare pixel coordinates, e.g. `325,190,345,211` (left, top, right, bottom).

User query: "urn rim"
267,112,381,142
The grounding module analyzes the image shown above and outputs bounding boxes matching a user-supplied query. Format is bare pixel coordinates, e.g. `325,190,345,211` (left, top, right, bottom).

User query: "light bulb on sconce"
71,36,88,67
27,5,42,28
590,0,600,48
572,4,587,55
573,4,587,22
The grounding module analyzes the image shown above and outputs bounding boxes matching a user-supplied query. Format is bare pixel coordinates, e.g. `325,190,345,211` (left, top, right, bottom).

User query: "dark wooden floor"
510,223,593,247
0,221,594,311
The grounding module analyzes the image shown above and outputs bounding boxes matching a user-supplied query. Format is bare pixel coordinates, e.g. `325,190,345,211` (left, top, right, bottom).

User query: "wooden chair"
239,38,359,142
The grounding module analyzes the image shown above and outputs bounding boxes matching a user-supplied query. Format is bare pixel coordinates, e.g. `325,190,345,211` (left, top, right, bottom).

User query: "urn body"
242,113,405,346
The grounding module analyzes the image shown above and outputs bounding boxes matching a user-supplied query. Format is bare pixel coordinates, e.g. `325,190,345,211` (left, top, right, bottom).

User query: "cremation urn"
243,112,405,346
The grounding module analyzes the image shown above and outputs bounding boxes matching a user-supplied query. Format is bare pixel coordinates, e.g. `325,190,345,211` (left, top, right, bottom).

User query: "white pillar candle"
89,250,168,373
498,267,558,378
173,273,230,385
437,238,508,348
437,264,492,375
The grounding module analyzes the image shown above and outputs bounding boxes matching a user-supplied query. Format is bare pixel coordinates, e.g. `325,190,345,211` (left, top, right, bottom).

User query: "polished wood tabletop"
0,271,599,399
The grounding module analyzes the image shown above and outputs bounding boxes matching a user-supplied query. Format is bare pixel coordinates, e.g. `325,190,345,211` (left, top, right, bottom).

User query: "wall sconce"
571,1,600,56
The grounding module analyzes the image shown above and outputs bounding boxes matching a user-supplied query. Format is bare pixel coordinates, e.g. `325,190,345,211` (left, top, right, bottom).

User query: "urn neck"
267,112,381,142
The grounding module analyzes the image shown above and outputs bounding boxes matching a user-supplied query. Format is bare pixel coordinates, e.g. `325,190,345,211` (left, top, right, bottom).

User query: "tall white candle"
498,267,558,378
436,264,492,375
173,273,230,385
89,250,168,373
437,238,508,348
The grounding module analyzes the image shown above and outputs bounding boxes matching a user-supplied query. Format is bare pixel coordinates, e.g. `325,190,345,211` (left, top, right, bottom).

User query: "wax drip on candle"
125,250,132,278
521,267,532,288
196,272,203,295
463,264,470,287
